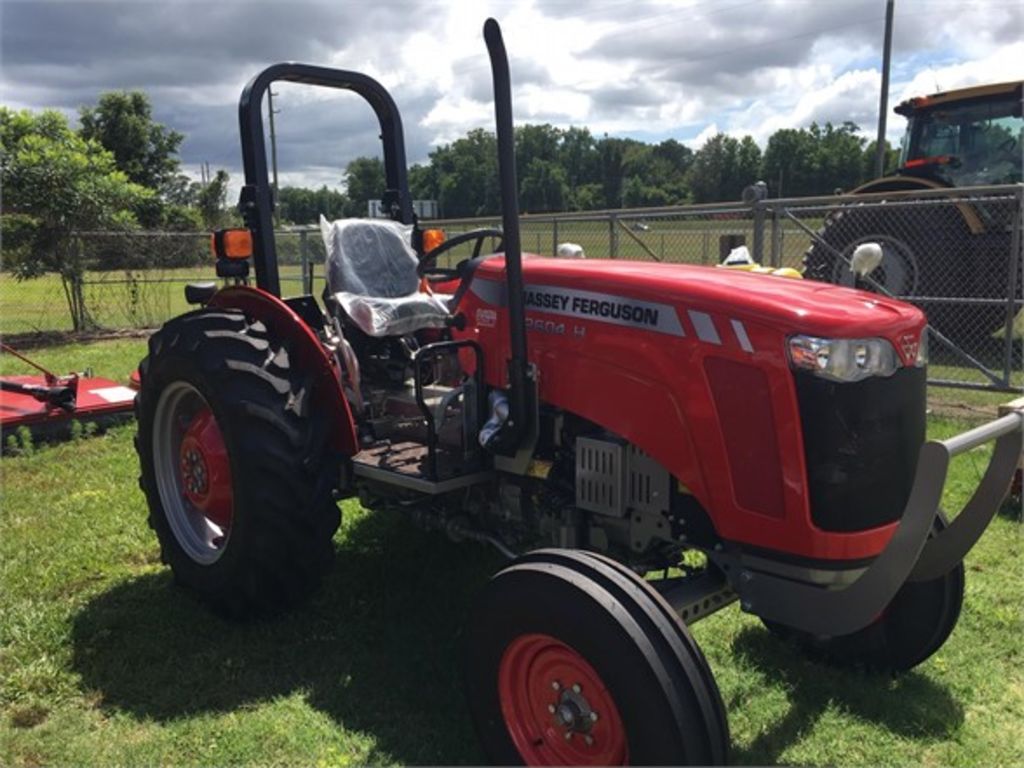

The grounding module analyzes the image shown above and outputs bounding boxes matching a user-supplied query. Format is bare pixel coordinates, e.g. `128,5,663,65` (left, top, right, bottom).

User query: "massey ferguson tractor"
135,20,1023,765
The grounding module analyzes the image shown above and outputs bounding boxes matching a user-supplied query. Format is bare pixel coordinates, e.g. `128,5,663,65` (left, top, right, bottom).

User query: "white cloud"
2,0,1019,189
895,41,1024,102
685,122,720,149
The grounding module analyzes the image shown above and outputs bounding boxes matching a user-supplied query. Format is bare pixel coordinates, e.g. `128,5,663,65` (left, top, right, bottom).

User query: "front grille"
795,366,926,532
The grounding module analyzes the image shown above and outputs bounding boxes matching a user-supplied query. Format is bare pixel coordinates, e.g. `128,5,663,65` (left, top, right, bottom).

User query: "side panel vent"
575,437,625,516
627,444,670,516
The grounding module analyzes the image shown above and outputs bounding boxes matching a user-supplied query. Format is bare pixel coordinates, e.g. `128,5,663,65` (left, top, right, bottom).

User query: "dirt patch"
9,704,49,729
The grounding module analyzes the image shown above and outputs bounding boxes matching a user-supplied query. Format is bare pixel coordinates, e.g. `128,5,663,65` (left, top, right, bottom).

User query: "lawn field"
0,217,798,336
1,338,1022,766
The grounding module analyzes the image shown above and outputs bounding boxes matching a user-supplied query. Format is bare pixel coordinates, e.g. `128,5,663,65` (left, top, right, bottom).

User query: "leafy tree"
569,182,604,211
734,136,763,197
596,136,630,208
862,138,901,179
621,176,669,208
429,129,499,217
277,185,348,224
520,158,568,213
196,169,230,229
408,163,438,203
811,121,865,193
515,124,562,185
343,156,387,217
559,126,598,202
761,127,817,197
1,107,151,329
686,134,741,203
79,91,183,193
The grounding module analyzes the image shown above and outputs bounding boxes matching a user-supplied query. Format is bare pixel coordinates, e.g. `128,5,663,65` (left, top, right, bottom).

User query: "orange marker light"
211,228,253,260
422,228,446,253
904,155,954,168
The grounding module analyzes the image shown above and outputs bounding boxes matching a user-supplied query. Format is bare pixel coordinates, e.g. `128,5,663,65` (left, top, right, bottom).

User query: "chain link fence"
429,184,1022,392
1,184,1019,391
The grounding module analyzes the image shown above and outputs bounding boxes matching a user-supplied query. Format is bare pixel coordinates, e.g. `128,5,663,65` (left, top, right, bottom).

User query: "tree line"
280,123,899,222
2,87,899,327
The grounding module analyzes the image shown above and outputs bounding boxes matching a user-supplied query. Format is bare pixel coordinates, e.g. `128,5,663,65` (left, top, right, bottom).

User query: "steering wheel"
417,228,503,281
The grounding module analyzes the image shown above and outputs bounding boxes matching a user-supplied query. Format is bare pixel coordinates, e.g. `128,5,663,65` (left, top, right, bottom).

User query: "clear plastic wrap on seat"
320,216,451,337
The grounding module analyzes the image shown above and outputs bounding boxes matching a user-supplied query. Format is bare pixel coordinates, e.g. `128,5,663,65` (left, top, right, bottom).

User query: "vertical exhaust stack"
484,18,531,452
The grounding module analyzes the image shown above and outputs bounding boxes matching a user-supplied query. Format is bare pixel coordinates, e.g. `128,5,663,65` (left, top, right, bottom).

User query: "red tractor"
135,20,1022,765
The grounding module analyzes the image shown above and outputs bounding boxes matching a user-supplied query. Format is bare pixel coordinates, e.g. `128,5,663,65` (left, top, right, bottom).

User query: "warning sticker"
476,308,498,327
89,386,137,403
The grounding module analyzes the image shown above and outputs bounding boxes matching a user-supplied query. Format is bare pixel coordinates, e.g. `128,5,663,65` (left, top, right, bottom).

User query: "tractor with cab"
803,80,1022,343
135,20,1023,765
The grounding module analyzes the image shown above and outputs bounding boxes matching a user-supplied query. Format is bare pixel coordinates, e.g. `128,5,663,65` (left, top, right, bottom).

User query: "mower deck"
1,375,136,438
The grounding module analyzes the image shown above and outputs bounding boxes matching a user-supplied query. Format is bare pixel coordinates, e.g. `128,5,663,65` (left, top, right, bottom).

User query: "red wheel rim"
498,633,628,766
178,406,233,531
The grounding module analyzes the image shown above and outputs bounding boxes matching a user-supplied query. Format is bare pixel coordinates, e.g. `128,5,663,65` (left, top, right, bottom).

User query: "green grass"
1,339,1022,766
0,266,316,336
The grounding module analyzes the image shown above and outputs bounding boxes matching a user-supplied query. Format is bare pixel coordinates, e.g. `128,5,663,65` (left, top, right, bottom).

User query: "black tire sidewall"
465,564,710,765
138,345,256,594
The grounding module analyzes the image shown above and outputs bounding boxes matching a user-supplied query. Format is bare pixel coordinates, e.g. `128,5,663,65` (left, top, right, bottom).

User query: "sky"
2,0,1022,193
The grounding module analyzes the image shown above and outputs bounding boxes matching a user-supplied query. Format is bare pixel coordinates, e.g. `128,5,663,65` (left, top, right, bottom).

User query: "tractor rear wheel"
464,549,728,765
135,308,340,617
763,521,965,673
802,202,1005,343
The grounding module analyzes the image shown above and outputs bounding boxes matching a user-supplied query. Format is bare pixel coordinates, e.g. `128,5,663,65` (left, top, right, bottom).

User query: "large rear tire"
465,549,729,765
802,203,1005,343
135,308,340,617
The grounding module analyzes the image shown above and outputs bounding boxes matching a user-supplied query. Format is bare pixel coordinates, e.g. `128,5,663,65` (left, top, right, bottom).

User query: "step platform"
353,440,492,494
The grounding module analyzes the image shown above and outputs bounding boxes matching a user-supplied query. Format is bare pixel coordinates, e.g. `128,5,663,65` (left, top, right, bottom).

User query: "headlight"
788,335,900,382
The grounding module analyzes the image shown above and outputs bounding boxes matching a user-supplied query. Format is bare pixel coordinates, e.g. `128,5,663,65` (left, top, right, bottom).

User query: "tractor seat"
321,216,451,337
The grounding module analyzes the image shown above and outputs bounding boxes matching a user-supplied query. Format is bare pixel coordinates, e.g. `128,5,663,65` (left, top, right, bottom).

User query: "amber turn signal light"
211,228,253,260
422,228,445,253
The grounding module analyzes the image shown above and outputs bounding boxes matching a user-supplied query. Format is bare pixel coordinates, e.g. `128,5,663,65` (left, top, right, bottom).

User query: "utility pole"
875,0,895,177
267,89,281,226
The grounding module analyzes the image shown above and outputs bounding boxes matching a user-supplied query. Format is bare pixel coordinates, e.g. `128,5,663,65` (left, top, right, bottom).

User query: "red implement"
1,374,136,436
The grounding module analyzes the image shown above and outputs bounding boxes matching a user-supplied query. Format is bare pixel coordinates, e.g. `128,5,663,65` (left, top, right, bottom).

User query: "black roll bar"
237,63,413,296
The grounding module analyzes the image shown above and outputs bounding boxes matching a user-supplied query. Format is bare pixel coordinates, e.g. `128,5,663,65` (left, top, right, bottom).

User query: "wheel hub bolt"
590,711,598,722
551,681,560,691
572,683,581,694
547,704,555,714
557,704,575,726
584,735,594,746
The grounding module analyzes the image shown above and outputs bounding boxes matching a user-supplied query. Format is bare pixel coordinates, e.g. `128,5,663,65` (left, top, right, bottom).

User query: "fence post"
770,208,783,268
701,230,709,265
299,230,311,294
552,218,559,257
1001,187,1023,387
752,200,766,264
609,214,619,258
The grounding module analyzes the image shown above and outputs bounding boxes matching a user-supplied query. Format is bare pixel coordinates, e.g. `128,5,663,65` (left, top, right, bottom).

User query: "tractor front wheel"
135,308,340,617
763,520,965,673
465,549,728,765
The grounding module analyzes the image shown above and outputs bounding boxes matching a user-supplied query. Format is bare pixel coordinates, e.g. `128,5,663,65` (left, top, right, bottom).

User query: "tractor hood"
470,255,925,341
